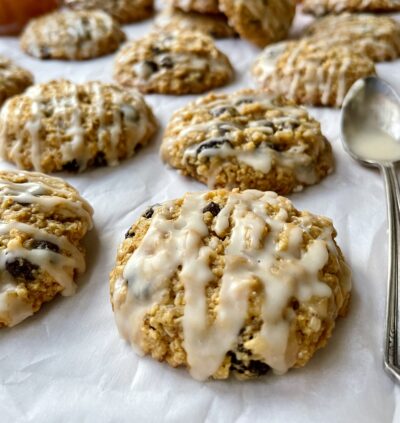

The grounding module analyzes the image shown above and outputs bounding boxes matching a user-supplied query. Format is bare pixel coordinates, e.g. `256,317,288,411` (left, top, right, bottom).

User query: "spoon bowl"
340,76,400,384
341,76,400,167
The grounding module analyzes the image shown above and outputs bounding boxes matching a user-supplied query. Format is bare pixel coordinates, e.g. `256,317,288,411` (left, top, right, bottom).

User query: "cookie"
20,10,126,61
219,0,296,48
0,80,157,173
160,89,333,194
114,30,234,95
0,56,33,107
302,0,400,15
154,7,236,39
304,14,400,62
64,0,154,24
169,0,220,14
252,40,376,107
110,189,351,380
0,170,93,328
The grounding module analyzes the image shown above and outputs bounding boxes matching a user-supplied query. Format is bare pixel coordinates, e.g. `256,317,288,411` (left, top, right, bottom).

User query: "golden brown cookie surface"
0,170,93,328
20,10,126,60
154,7,236,39
219,0,296,47
0,80,158,173
0,56,33,107
169,0,220,14
114,31,234,95
161,89,333,193
110,189,351,380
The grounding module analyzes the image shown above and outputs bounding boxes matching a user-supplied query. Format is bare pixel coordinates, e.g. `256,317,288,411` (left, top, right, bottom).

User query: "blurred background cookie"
20,9,126,60
0,56,33,107
154,7,237,39
252,41,376,107
169,0,220,14
303,0,400,15
0,80,158,173
0,170,93,327
110,189,351,380
161,89,333,193
64,0,154,24
304,13,400,62
219,0,296,47
114,30,234,94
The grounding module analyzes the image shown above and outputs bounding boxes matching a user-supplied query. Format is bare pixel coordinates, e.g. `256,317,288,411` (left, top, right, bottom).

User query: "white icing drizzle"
113,190,351,380
133,52,228,83
0,81,154,172
24,10,118,60
0,172,92,327
303,13,400,63
116,30,231,87
253,39,375,107
164,92,325,188
0,175,93,226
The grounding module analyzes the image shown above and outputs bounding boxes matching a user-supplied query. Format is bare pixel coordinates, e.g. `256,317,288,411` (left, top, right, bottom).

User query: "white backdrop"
0,7,399,423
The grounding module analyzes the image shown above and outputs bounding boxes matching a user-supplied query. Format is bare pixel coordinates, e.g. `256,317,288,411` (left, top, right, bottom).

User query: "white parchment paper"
0,7,399,423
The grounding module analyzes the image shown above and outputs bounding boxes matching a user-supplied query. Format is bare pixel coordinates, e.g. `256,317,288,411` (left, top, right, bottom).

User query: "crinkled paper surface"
0,6,399,423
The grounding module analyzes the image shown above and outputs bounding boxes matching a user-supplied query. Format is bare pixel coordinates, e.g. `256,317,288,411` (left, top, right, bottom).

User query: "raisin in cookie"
219,0,296,47
169,0,220,14
114,30,234,95
160,89,333,194
110,189,351,380
154,7,236,39
20,10,126,61
64,0,154,23
0,170,93,328
304,13,400,63
0,80,157,173
303,0,400,15
0,56,33,107
252,40,376,108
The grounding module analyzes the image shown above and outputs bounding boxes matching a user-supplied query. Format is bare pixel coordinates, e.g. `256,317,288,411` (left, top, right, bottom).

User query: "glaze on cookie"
161,90,333,193
114,30,234,95
0,170,93,327
20,10,126,60
0,80,157,173
110,189,351,380
252,40,376,107
304,13,400,62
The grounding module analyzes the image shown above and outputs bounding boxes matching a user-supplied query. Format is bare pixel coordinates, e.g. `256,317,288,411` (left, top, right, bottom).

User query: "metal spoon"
341,76,400,383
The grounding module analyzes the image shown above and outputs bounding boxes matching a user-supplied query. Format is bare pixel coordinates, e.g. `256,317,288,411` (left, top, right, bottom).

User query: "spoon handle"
382,164,400,381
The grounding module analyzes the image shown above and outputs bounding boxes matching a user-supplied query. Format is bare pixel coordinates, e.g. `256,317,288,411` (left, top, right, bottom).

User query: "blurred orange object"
0,0,58,35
